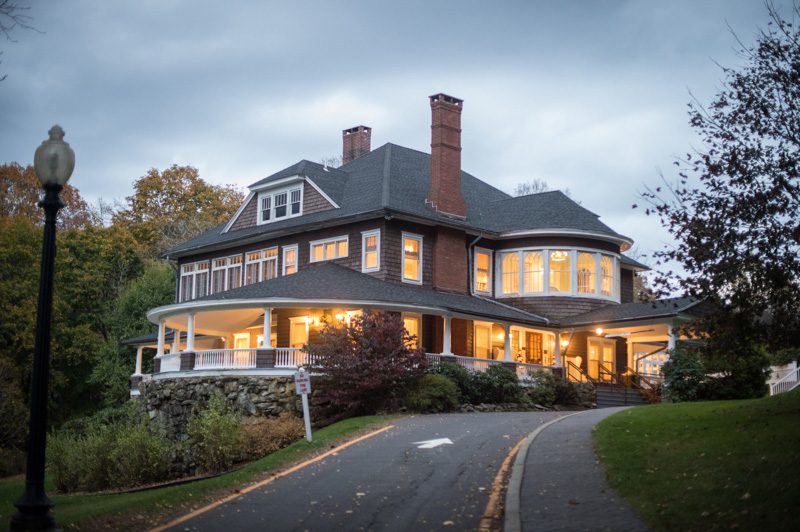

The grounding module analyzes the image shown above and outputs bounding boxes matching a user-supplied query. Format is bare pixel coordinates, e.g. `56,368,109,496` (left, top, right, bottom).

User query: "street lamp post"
11,126,75,531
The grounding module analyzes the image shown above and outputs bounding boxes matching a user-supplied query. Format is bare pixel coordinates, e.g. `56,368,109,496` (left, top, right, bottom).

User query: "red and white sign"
294,371,312,395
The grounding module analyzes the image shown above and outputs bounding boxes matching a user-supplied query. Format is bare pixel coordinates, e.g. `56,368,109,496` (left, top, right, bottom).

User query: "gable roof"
164,143,631,258
177,262,550,326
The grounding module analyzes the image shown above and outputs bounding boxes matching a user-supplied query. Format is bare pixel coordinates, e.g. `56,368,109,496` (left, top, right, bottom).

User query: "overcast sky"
0,0,792,262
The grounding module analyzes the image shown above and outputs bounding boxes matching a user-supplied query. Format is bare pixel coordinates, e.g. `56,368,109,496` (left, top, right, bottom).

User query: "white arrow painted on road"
413,438,453,449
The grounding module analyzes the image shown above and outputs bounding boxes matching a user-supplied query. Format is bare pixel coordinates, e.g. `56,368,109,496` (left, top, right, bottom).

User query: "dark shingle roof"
165,143,629,257
560,297,699,326
620,254,650,270
193,262,549,326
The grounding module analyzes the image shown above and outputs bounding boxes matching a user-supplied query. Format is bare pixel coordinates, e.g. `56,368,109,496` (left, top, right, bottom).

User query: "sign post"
294,367,312,442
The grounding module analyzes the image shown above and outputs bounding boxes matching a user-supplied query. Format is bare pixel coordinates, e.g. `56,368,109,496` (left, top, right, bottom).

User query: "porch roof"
560,296,701,327
162,262,550,326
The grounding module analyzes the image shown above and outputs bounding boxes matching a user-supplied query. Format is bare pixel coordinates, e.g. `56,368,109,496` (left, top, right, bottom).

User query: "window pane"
502,253,519,294
601,255,614,296
245,262,260,285
523,251,543,293
475,251,490,292
475,325,491,358
312,244,323,262
365,251,377,269
403,237,420,281
325,241,335,258
196,272,209,298
274,192,287,206
229,265,242,289
577,252,596,294
180,275,193,301
290,189,301,214
403,316,419,347
212,269,225,293
264,257,278,280
275,205,286,217
549,250,571,292
337,239,347,257
284,248,297,275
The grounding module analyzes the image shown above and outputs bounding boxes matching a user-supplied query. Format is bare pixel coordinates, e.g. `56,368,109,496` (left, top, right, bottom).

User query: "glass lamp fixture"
34,125,75,187
595,327,604,336
550,250,569,262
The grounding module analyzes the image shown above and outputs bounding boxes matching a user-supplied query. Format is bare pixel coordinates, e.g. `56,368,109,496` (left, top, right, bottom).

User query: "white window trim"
494,246,620,303
244,247,278,285
282,244,298,275
210,254,243,294
179,260,209,302
401,232,424,285
401,312,422,348
256,185,304,225
473,247,493,294
309,235,349,263
473,321,493,359
361,229,381,273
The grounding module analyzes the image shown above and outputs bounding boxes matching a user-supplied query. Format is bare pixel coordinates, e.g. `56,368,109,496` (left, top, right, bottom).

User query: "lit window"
244,248,278,285
474,249,491,293
502,252,519,294
523,251,544,293
310,235,348,262
211,255,242,293
402,233,423,283
257,186,302,224
601,255,614,296
474,323,491,358
403,314,420,348
362,230,380,273
549,250,571,292
283,245,298,275
577,252,596,294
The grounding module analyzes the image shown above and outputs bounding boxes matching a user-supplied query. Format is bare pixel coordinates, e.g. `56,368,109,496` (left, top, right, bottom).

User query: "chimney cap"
343,125,371,135
429,93,463,107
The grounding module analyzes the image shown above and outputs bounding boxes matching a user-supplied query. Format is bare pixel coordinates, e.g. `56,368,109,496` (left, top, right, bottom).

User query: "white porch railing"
194,349,257,370
275,347,311,368
426,353,562,378
770,365,800,396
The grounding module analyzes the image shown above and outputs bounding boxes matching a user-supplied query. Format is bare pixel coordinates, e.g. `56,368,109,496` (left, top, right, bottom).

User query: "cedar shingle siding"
229,195,258,231
303,181,336,215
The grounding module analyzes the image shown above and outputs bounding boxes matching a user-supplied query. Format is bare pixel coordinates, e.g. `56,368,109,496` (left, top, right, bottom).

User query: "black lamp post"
11,126,75,531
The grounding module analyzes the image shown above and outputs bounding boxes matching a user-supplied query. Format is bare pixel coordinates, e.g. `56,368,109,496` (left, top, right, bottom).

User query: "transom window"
496,248,618,301
402,233,423,284
257,186,302,224
361,230,381,273
474,249,492,293
310,235,348,263
244,247,278,285
179,261,209,302
211,255,243,293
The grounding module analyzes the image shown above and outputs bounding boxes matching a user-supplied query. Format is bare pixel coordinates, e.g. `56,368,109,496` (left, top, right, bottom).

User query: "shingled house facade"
129,93,702,399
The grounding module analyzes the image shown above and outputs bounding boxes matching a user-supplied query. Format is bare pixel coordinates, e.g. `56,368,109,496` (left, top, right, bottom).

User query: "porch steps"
595,384,647,408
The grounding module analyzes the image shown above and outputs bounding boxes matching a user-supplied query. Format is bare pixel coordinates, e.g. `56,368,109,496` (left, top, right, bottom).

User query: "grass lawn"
0,415,394,530
593,389,800,531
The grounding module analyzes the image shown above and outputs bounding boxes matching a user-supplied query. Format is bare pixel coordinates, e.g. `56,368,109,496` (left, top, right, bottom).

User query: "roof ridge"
381,143,392,207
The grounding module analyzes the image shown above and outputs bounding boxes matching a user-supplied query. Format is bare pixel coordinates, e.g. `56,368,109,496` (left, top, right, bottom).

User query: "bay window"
577,252,596,294
362,230,380,273
523,251,544,293
310,235,348,262
501,253,519,294
549,250,571,292
474,249,492,293
402,233,423,283
601,255,614,296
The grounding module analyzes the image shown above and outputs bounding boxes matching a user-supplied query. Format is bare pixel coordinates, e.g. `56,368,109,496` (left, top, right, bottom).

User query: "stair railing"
567,361,592,384
770,365,800,396
625,366,658,391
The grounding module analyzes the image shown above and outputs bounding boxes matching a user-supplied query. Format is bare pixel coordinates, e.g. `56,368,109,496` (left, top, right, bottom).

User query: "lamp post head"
34,125,75,188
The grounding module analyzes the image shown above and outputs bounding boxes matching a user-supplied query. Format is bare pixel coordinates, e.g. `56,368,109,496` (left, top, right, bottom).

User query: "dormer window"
257,186,303,224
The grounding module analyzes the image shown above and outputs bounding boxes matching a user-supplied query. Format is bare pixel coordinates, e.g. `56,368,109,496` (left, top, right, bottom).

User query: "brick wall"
432,226,469,293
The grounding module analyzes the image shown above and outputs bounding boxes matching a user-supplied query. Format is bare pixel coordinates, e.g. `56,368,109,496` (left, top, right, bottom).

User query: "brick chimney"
342,125,371,164
427,93,466,218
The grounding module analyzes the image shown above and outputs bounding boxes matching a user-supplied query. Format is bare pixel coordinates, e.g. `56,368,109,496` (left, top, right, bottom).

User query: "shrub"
662,346,706,402
522,370,556,407
432,362,478,403
472,364,522,403
554,380,580,405
241,413,305,460
0,447,25,478
406,374,459,412
188,394,242,473
307,311,428,421
109,422,171,487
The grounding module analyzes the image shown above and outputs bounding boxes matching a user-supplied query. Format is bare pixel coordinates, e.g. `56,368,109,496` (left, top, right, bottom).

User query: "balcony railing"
194,349,257,370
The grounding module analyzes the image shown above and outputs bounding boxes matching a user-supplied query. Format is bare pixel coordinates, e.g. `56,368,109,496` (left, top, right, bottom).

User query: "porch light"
595,327,604,336
12,126,75,530
560,338,570,348
551,250,569,262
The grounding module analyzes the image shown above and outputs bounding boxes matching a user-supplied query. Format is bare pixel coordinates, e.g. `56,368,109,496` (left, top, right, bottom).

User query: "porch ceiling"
164,308,264,335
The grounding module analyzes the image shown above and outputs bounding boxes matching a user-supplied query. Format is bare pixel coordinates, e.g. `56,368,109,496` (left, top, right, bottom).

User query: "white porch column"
554,333,562,366
442,316,452,355
667,321,678,352
263,307,272,347
156,320,165,356
186,312,196,351
134,346,144,375
172,329,180,354
503,323,512,362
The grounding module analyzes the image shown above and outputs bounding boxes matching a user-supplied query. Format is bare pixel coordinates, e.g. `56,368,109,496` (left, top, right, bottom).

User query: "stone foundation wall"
139,375,301,442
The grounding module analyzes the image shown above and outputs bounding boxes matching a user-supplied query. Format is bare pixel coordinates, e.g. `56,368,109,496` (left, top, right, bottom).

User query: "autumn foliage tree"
307,312,427,423
112,165,244,257
640,3,799,382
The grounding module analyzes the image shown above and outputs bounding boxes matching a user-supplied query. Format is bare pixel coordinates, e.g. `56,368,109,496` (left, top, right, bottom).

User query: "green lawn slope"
594,389,800,531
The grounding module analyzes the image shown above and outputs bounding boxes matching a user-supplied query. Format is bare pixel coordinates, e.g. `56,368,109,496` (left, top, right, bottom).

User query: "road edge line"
503,411,587,532
150,423,396,532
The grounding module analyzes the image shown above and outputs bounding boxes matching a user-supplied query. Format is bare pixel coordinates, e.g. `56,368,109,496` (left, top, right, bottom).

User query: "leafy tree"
640,3,800,355
307,311,427,422
0,163,94,228
112,165,244,257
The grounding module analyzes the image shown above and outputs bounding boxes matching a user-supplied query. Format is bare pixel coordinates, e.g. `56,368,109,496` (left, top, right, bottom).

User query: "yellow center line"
479,435,526,531
150,424,396,532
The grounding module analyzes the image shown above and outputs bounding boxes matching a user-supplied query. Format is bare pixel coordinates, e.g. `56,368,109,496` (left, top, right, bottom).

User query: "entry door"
289,317,309,349
588,338,616,380
474,323,491,358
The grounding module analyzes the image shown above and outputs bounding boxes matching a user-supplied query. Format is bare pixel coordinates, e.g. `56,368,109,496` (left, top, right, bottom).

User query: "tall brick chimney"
427,93,466,218
342,125,371,164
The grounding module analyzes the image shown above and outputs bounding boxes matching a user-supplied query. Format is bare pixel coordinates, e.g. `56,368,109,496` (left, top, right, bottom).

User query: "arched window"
523,251,544,293
577,252,596,294
601,255,614,296
549,250,571,292
502,253,519,294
